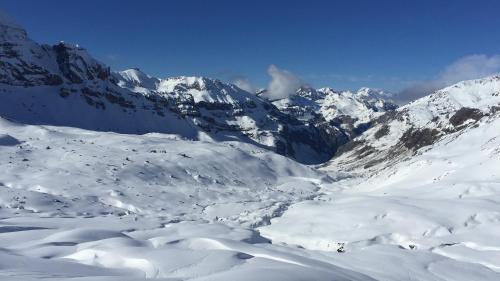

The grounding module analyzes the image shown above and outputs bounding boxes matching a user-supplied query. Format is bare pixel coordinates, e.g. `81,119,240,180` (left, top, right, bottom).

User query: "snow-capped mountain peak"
156,76,255,105
269,85,398,150
115,68,160,93
273,86,397,125
295,86,327,100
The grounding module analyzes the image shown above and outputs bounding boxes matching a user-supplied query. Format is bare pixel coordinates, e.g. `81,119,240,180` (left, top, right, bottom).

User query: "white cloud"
396,54,500,103
266,64,304,100
232,77,256,93
439,54,500,84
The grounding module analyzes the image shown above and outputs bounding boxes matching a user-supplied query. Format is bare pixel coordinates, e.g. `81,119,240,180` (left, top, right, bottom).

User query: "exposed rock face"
373,124,390,139
449,107,484,127
400,128,440,150
53,43,110,84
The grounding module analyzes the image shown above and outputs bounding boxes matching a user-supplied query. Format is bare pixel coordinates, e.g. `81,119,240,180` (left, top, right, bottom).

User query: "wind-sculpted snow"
261,113,500,280
1,114,499,280
0,117,375,280
0,217,376,281
0,116,326,224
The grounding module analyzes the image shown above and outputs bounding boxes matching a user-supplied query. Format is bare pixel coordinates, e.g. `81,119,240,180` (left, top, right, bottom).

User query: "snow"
273,86,396,126
261,112,500,280
0,85,202,138
115,68,160,94
319,88,375,123
156,76,256,105
0,116,326,223
1,11,500,281
329,75,500,172
0,116,375,280
1,87,500,279
0,134,21,146
403,75,500,128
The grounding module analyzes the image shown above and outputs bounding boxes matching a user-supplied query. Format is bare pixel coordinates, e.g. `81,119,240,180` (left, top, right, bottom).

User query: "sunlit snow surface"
1,111,500,280
262,113,500,280
0,116,370,281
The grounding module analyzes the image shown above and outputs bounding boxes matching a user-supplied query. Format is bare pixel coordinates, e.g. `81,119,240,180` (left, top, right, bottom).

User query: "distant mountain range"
2,12,499,168
0,13,396,164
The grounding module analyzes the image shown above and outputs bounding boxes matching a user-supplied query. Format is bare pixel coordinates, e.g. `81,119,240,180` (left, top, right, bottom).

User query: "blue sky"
2,0,500,93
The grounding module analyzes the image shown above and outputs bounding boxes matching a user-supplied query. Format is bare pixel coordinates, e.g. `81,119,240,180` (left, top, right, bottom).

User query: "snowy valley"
1,11,500,281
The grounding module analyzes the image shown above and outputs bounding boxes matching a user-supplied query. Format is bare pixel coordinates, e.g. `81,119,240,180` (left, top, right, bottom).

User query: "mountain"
327,75,500,171
114,68,160,91
273,86,396,124
2,11,500,281
0,15,391,164
272,86,397,148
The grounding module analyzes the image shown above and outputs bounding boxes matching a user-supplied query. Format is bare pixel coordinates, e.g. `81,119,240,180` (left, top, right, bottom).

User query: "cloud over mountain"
396,54,500,103
266,65,304,100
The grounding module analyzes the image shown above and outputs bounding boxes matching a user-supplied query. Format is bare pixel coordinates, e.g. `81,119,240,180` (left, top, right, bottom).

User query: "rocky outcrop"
449,107,484,127
400,128,440,150
53,43,110,84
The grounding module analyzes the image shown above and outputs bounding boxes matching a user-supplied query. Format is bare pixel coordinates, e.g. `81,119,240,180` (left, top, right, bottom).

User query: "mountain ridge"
0,16,396,164
326,75,500,171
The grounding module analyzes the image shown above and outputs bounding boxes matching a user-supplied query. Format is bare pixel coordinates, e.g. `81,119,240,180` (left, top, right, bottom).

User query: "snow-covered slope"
2,80,500,280
0,115,327,228
261,92,500,280
0,116,373,281
114,68,160,94
328,76,500,171
0,14,200,137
